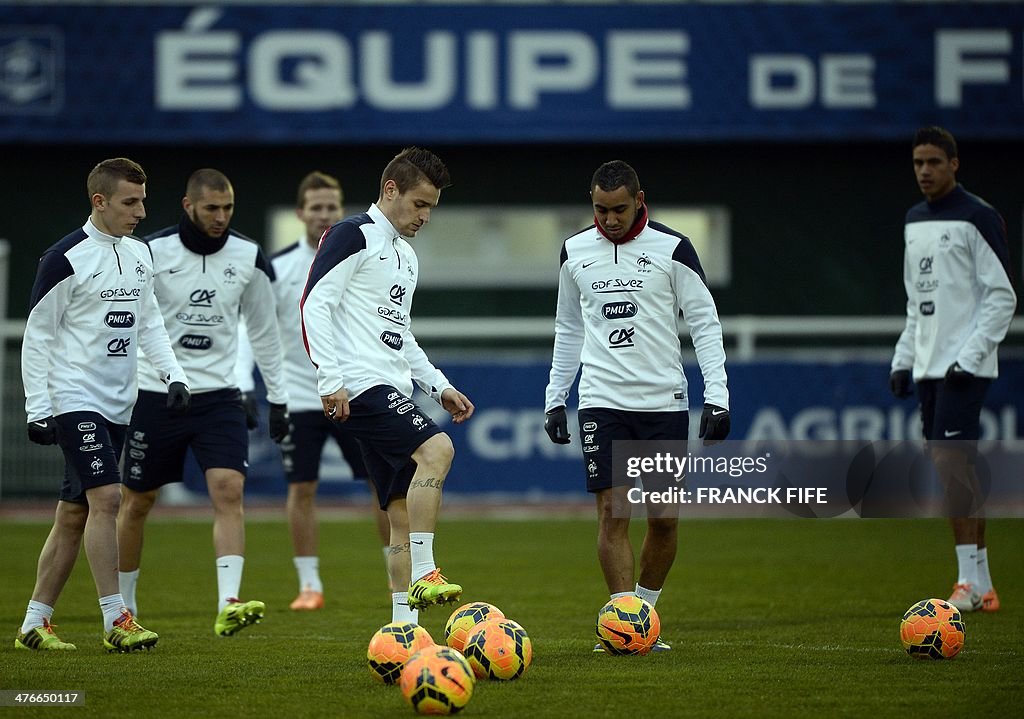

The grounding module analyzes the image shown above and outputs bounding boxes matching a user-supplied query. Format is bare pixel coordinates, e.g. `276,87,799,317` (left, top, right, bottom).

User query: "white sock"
99,593,127,633
976,547,994,594
119,570,140,615
635,584,662,607
21,600,53,634
955,544,979,587
610,591,634,600
216,555,245,611
409,532,436,582
293,556,323,593
392,592,419,625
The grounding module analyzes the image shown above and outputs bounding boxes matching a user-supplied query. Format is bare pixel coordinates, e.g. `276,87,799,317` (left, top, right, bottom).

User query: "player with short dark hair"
117,168,290,636
235,170,391,610
17,157,189,652
300,147,474,625
544,160,730,652
890,126,1016,613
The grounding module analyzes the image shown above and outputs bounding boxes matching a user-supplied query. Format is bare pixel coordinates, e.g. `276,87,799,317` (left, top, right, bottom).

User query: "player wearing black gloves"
17,158,188,653
543,161,730,652
116,168,289,636
890,127,1016,614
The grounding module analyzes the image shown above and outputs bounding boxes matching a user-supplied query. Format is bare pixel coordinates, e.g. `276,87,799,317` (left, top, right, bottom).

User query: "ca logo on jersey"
189,289,216,307
389,284,407,306
608,327,635,349
106,337,131,357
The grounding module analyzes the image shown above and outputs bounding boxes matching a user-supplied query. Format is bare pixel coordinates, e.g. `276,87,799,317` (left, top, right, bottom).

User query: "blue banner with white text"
0,3,1022,143
213,358,1024,502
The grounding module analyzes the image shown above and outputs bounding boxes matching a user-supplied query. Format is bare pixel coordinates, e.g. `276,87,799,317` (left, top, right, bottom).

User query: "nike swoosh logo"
379,255,389,261
944,430,962,437
168,268,184,274
711,409,728,416
582,261,597,269
92,271,103,278
217,564,229,568
411,540,424,545
33,421,48,427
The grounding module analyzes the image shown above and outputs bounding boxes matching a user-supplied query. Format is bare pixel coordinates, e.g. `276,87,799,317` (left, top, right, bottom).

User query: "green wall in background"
3,141,1020,320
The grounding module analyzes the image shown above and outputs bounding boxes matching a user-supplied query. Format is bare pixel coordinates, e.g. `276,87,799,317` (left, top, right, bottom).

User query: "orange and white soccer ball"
595,595,660,656
367,622,434,684
462,617,533,680
400,645,475,715
444,602,505,652
900,598,965,659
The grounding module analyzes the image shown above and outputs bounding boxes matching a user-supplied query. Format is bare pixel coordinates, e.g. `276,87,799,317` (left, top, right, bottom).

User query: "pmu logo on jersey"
608,327,635,349
104,311,136,328
179,334,213,350
380,331,404,351
582,421,597,433
920,301,935,316
602,301,638,320
189,289,216,307
106,337,131,357
636,254,652,273
918,256,933,275
389,284,407,306
0,29,64,115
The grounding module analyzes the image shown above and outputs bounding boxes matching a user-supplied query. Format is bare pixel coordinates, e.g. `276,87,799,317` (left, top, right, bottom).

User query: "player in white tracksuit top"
543,160,730,652
888,127,1016,616
235,171,390,610
117,169,289,636
17,158,187,652
300,147,474,625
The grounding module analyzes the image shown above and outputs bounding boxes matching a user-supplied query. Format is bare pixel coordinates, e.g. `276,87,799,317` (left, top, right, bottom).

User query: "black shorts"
577,407,689,493
337,385,443,510
917,377,991,443
123,388,248,491
55,412,126,503
281,410,368,483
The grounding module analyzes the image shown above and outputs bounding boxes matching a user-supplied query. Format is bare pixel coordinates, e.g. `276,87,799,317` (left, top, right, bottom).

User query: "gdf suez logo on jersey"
107,337,131,357
189,289,216,307
389,284,406,306
608,326,635,349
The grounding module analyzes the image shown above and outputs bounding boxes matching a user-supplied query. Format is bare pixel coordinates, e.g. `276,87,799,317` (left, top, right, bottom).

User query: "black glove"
945,362,974,388
699,404,730,446
167,381,191,415
268,403,290,443
888,369,913,398
544,406,571,444
241,393,260,430
27,416,58,445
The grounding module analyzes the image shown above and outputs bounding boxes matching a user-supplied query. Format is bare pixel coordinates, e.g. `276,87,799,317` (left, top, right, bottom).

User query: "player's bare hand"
321,388,350,422
441,388,474,424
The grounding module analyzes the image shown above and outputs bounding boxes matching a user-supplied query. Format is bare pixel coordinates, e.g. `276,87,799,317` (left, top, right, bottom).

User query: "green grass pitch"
1,516,1021,717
